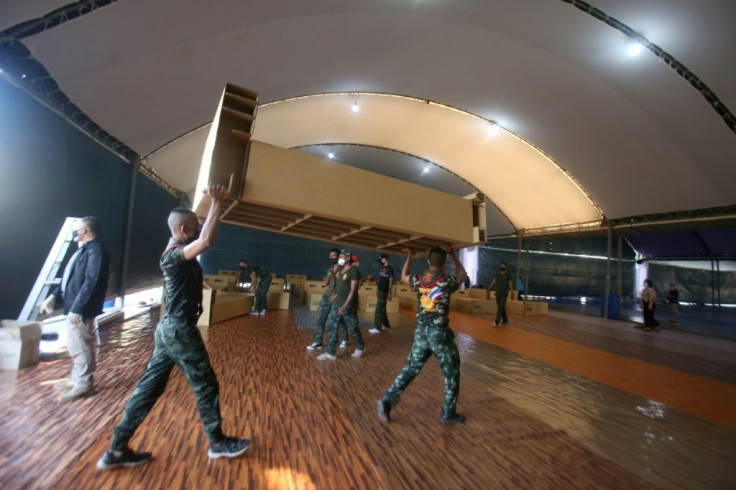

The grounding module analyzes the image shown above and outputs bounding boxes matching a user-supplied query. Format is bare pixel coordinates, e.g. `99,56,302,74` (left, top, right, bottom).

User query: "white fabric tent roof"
2,0,734,236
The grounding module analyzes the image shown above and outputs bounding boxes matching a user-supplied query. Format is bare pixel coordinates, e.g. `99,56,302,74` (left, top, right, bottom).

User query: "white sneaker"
249,311,259,315
306,343,323,351
339,341,347,348
351,349,364,358
368,328,381,334
317,352,337,361
53,380,74,391
259,310,267,315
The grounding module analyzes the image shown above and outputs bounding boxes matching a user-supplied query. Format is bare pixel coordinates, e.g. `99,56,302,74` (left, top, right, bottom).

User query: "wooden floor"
1,306,734,489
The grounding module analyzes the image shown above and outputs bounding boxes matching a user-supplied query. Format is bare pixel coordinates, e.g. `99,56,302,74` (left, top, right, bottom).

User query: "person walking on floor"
370,253,395,334
96,183,250,471
317,249,365,360
377,247,468,424
238,259,272,314
640,278,661,332
307,248,342,350
487,261,513,327
40,216,110,403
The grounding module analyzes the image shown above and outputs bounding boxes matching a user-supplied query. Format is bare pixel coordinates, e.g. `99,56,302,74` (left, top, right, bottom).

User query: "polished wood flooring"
1,306,734,489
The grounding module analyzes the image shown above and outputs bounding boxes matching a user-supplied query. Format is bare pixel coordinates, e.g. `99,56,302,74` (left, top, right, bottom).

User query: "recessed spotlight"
627,42,643,57
328,152,334,159
21,73,26,78
487,124,497,136
352,103,359,113
423,166,430,174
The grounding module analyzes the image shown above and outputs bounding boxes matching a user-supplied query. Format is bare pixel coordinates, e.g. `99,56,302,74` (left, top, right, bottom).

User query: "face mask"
500,267,506,271
337,258,346,266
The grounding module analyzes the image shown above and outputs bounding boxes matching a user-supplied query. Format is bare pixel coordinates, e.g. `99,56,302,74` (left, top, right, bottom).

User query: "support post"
118,155,141,305
604,224,612,318
616,235,623,319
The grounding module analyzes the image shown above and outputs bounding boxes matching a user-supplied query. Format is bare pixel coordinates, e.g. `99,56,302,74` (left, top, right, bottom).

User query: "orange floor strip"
447,310,736,430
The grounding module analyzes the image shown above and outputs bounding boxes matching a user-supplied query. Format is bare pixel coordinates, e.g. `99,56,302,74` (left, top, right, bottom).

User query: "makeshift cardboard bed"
193,83,487,255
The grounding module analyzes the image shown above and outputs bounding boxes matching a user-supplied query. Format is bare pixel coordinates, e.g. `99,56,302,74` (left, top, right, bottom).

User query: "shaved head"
168,207,198,234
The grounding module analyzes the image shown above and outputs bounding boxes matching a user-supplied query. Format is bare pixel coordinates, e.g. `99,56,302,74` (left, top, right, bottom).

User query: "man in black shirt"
487,261,513,327
370,254,394,334
97,184,250,471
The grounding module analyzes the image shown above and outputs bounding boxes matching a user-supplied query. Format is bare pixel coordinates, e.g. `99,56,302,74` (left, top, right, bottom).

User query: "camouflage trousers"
373,290,391,330
312,294,345,346
254,275,272,311
382,323,460,418
110,318,223,451
325,301,364,355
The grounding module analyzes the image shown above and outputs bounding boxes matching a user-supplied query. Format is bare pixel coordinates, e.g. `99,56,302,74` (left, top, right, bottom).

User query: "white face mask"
338,258,346,266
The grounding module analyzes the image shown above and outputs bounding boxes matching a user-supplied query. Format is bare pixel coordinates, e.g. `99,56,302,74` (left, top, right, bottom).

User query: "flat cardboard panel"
219,141,483,254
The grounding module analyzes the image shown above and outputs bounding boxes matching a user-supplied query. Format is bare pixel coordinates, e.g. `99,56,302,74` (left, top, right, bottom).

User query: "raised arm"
446,247,467,286
401,248,413,283
182,183,228,260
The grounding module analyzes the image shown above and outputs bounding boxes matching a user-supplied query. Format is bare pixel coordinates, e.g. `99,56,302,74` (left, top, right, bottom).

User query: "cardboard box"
305,292,325,311
205,276,231,291
267,291,290,310
198,290,253,326
395,284,412,296
452,298,474,313
385,296,400,313
506,300,525,315
0,320,42,370
359,295,378,312
218,270,240,277
286,274,307,283
465,289,489,300
470,299,496,314
270,278,285,288
523,301,549,316
359,285,377,296
302,282,326,303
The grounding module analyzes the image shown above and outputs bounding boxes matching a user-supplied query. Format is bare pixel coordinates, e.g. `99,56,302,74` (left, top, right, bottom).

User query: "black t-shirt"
377,264,395,293
493,271,512,294
161,240,203,323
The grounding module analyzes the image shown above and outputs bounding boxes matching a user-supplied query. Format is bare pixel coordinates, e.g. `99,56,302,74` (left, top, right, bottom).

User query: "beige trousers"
66,317,96,389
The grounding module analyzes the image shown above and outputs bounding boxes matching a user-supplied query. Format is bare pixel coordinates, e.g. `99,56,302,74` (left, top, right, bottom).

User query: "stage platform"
1,306,735,489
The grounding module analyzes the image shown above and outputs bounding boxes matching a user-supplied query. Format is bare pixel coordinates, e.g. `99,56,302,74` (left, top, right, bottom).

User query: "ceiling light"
487,123,497,136
21,74,26,78
627,42,643,57
352,102,359,112
328,152,334,159
423,166,430,174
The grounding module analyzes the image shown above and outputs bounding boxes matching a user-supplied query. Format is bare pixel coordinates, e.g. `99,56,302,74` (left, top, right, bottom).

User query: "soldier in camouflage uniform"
377,246,468,424
97,184,250,471
307,248,343,350
370,253,395,334
317,249,365,360
238,259,272,314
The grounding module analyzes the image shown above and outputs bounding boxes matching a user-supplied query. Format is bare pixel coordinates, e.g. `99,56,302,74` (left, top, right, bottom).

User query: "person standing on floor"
667,282,680,325
640,278,661,331
377,246,468,424
487,261,513,327
370,253,394,334
40,217,110,403
317,249,365,360
238,259,272,315
307,248,342,350
96,183,250,471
